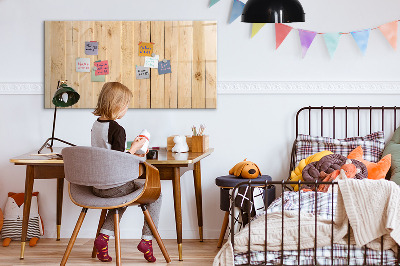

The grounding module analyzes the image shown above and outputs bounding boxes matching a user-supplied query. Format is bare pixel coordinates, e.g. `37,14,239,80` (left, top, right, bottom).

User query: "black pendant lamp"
241,0,305,23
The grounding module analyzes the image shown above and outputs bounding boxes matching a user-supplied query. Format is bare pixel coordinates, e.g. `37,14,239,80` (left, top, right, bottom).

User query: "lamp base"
38,137,76,154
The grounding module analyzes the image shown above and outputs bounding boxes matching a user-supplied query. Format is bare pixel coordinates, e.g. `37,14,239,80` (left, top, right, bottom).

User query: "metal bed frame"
230,106,400,266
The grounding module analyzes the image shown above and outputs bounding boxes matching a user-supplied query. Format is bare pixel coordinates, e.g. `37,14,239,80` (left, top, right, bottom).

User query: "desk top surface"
10,147,214,166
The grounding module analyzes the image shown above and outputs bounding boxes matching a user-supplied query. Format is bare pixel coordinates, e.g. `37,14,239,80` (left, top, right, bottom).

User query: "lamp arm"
50,106,57,148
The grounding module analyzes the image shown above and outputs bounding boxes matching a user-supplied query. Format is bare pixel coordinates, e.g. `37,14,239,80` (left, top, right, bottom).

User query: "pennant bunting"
251,23,266,38
298,29,317,58
209,0,220,8
351,29,370,55
323,33,341,58
275,23,293,49
229,0,245,24
378,21,398,50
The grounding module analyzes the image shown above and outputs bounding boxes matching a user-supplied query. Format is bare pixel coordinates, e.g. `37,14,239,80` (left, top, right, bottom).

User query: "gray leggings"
92,180,162,240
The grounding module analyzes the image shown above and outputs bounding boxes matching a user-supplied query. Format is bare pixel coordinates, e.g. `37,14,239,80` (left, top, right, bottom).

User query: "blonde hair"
93,82,133,120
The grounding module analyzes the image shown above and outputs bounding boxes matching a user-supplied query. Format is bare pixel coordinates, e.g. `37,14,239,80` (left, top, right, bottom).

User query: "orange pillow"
347,146,391,180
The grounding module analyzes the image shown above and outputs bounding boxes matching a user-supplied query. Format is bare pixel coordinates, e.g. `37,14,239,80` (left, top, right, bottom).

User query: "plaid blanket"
234,191,397,265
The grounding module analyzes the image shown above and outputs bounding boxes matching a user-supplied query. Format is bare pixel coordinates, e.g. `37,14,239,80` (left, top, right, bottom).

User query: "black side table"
215,175,275,248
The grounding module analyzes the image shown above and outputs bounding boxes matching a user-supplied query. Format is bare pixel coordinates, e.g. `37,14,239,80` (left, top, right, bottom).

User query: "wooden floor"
0,239,222,265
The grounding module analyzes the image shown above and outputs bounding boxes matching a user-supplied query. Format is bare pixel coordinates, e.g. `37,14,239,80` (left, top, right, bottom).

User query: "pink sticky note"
94,60,109,76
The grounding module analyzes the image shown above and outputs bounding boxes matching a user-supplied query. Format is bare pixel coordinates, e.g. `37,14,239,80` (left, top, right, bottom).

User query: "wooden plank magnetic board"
44,21,217,109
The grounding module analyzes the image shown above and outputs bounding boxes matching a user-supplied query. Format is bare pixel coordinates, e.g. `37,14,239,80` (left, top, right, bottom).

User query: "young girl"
91,82,162,263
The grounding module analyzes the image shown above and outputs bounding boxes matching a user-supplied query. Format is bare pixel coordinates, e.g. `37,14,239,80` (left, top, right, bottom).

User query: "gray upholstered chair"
60,146,171,265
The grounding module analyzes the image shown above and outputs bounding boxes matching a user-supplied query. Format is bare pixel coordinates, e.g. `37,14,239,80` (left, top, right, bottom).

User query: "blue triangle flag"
229,0,245,24
209,0,220,7
323,33,341,58
351,29,371,55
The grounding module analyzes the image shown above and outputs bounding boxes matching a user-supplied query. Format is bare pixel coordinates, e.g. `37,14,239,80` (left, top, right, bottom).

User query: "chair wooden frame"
60,162,171,265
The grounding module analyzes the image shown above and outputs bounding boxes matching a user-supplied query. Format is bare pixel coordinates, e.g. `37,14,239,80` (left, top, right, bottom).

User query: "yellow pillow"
290,150,333,191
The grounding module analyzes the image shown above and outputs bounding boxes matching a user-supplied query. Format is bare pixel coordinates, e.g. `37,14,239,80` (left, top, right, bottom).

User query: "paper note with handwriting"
85,41,98,55
94,60,109,76
144,55,159,68
138,42,154,57
158,60,172,75
76,58,90,72
91,68,105,82
136,66,150,79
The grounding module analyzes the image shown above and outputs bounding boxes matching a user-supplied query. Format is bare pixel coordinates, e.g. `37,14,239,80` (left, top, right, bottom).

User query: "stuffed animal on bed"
1,192,44,247
317,160,360,193
289,150,333,191
229,159,261,179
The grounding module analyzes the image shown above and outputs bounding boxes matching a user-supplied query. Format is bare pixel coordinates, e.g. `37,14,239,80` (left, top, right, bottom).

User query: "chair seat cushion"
69,180,145,208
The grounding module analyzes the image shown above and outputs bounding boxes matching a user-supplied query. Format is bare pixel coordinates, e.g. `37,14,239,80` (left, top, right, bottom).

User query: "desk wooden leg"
20,165,35,259
193,161,204,242
56,178,64,241
172,167,183,261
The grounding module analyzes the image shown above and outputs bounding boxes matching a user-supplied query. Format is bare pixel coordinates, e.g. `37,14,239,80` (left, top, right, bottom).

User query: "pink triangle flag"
298,29,317,58
378,21,398,50
275,23,293,49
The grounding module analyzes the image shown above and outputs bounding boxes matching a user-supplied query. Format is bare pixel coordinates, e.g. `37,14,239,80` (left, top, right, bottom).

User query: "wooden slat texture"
192,21,206,108
49,21,66,109
44,22,52,108
139,21,151,109
164,21,179,108
78,21,94,109
93,21,108,105
65,21,80,108
204,21,217,109
121,21,135,107
150,21,165,108
178,21,193,109
45,21,216,109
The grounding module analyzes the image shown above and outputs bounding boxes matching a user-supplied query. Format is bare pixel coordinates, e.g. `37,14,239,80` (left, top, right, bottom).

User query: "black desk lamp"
241,0,305,23
38,80,80,154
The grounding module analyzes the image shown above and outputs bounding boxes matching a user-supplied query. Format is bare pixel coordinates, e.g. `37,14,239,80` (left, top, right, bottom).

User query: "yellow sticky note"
138,42,154,57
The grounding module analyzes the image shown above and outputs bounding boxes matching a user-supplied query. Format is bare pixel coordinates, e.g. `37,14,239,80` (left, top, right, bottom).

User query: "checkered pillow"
294,131,385,166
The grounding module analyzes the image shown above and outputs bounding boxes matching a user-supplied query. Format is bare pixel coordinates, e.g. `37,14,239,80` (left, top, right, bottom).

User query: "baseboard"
2,81,400,95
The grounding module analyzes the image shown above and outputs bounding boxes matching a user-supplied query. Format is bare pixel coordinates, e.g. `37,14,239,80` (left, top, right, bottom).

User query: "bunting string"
209,0,399,58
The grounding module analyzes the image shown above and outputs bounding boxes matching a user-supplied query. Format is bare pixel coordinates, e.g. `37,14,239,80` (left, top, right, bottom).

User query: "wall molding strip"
1,81,400,95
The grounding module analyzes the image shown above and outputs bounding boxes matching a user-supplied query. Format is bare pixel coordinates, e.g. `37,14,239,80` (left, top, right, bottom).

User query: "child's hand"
134,149,149,157
128,137,147,155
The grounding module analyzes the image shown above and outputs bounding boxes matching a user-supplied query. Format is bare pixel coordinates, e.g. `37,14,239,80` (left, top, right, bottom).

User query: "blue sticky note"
158,60,172,75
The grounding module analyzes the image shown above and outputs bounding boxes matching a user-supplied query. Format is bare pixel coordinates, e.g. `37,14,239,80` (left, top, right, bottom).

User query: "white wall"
1,0,400,239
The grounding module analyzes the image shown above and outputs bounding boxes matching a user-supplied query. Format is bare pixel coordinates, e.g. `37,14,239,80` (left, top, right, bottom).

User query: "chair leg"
91,209,108,258
217,211,230,248
114,209,121,266
141,205,171,263
60,208,88,266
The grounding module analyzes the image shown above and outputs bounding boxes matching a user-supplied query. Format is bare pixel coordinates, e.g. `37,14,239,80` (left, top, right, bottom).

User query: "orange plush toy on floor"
229,159,261,179
1,192,44,247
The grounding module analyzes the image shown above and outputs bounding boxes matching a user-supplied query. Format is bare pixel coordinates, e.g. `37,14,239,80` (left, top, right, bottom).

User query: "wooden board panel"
204,21,217,109
138,21,151,109
45,21,217,109
164,21,179,108
93,21,108,106
192,21,206,108
177,21,193,109
121,21,135,107
150,21,165,108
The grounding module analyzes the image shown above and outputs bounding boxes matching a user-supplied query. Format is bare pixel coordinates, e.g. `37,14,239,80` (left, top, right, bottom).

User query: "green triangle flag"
323,33,341,58
209,0,220,7
251,23,266,38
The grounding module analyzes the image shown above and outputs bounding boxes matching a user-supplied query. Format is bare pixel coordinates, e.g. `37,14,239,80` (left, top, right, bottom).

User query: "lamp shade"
241,0,305,23
52,83,80,107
